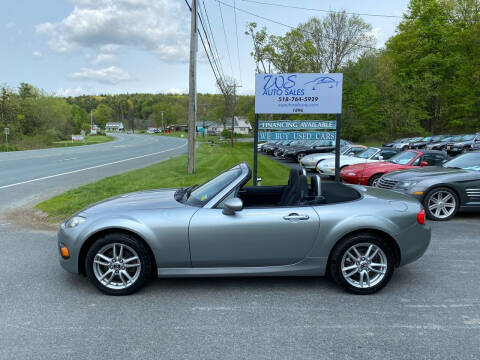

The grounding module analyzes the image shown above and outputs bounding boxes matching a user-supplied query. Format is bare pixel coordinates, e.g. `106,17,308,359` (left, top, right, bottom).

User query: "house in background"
105,122,124,132
195,121,218,135
216,117,252,135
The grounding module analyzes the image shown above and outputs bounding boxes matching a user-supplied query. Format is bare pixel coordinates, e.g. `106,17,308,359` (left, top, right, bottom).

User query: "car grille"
377,177,398,189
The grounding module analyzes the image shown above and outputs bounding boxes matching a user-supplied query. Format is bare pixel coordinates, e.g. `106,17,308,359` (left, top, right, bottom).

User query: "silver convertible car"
57,163,430,295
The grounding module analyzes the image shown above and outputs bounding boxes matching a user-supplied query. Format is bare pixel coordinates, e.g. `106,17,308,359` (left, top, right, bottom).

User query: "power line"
233,0,243,85
241,0,403,19
218,1,236,78
213,0,378,51
201,0,227,80
183,0,227,93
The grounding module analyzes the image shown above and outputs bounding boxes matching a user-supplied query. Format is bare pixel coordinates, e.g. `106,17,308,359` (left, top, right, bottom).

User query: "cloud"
166,88,184,94
70,66,131,84
5,22,14,29
91,53,116,65
32,51,42,58
55,87,91,97
36,0,189,62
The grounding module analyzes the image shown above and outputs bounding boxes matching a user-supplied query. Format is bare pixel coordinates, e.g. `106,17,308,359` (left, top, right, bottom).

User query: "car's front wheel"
85,232,153,295
329,233,395,294
296,152,306,162
423,187,459,221
367,173,383,187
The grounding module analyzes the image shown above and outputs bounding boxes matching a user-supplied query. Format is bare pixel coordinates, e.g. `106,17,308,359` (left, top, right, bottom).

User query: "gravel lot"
0,216,479,360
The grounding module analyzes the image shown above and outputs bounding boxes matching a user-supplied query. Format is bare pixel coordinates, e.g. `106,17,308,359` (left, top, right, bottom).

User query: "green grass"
36,142,289,221
52,135,114,147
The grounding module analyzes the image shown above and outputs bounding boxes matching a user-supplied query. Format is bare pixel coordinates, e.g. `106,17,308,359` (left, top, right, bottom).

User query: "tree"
93,104,115,128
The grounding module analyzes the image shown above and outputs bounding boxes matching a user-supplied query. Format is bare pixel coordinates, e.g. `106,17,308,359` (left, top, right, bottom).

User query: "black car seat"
278,169,300,206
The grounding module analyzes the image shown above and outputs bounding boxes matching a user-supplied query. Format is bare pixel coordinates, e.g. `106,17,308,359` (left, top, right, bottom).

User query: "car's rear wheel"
423,187,459,221
85,232,153,295
367,173,383,187
330,233,395,294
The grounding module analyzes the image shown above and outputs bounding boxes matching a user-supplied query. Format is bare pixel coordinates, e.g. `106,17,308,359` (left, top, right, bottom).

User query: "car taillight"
417,209,425,225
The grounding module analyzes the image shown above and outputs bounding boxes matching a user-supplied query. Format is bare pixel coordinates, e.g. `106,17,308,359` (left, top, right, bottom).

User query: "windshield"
410,137,423,142
389,151,418,165
186,166,242,206
461,134,475,141
422,137,432,141
444,153,480,171
450,135,464,142
355,148,378,159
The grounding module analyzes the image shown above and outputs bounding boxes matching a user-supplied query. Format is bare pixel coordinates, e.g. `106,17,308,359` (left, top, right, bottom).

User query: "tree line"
247,0,480,140
1,0,479,150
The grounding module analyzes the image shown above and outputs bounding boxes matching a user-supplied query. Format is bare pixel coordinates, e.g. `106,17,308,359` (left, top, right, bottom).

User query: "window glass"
356,148,378,159
187,166,242,206
444,152,480,170
389,151,418,165
422,154,445,166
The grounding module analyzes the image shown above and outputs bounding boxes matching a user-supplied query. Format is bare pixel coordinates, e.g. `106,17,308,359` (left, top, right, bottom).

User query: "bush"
221,129,232,138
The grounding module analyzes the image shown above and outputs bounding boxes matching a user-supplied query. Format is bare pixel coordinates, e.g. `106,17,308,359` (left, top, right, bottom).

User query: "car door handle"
283,213,309,221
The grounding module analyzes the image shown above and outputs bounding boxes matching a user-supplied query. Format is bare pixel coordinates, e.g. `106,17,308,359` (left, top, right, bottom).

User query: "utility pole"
228,82,242,147
161,111,165,131
187,0,198,174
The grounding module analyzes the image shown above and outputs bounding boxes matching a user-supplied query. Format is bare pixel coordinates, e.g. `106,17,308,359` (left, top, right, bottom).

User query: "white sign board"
71,135,84,141
259,120,336,130
4,128,9,135
255,73,343,114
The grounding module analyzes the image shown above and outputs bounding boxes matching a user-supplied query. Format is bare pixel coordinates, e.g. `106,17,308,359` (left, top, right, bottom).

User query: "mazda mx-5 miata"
58,163,430,295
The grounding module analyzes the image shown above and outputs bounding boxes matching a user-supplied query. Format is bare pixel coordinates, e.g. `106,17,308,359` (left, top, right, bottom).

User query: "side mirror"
378,155,384,160
420,161,429,167
222,197,243,215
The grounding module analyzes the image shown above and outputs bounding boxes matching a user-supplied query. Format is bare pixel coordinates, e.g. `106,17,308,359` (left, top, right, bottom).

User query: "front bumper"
316,167,335,176
57,225,82,274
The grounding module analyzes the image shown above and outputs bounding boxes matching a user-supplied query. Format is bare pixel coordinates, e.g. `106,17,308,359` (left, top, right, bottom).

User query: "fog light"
60,245,70,259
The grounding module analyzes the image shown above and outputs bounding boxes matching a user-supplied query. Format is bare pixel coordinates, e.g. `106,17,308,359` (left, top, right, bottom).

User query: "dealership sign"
258,131,336,141
258,120,336,130
255,73,343,114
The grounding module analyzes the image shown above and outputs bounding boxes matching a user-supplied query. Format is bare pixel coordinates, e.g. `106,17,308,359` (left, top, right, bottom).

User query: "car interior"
236,168,362,208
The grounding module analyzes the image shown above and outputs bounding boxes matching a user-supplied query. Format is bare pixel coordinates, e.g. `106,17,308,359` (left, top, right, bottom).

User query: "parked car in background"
341,150,448,186
300,145,367,171
57,163,430,295
425,135,455,151
408,135,443,149
382,138,406,148
375,152,480,221
263,140,286,155
282,139,351,162
274,140,307,157
445,134,480,155
394,137,421,151
316,147,399,177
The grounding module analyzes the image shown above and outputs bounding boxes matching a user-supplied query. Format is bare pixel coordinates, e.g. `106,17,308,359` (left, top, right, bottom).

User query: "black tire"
85,232,154,295
296,152,306,162
329,233,395,295
402,145,408,151
367,173,383,187
423,187,459,221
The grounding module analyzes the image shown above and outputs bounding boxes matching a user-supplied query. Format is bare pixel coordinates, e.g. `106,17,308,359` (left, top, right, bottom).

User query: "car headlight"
395,181,416,190
346,172,356,176
65,216,86,228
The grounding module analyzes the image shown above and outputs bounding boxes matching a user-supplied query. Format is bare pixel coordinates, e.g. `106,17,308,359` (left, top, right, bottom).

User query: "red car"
340,150,448,186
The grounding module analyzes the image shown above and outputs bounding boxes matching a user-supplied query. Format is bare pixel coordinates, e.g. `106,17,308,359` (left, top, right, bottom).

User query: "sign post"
4,128,9,152
254,73,343,185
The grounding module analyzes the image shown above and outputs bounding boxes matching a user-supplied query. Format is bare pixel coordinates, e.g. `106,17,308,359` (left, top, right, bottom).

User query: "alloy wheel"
341,243,388,289
427,190,456,219
92,243,142,290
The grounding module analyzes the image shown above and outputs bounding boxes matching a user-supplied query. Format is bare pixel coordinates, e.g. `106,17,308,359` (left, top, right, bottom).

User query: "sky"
0,0,410,96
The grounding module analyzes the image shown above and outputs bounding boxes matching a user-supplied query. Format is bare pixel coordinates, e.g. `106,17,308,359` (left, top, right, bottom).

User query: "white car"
300,145,367,171
316,147,399,176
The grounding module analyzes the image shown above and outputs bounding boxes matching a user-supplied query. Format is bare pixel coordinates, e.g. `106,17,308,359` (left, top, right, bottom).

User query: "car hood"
319,156,377,167
81,189,186,215
344,161,404,172
384,167,474,181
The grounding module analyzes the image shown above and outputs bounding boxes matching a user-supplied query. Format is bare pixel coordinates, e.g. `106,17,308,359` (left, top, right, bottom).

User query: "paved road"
0,134,187,212
0,217,479,359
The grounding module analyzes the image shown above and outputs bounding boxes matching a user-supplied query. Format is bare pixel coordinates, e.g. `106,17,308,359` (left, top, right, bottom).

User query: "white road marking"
0,141,186,190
